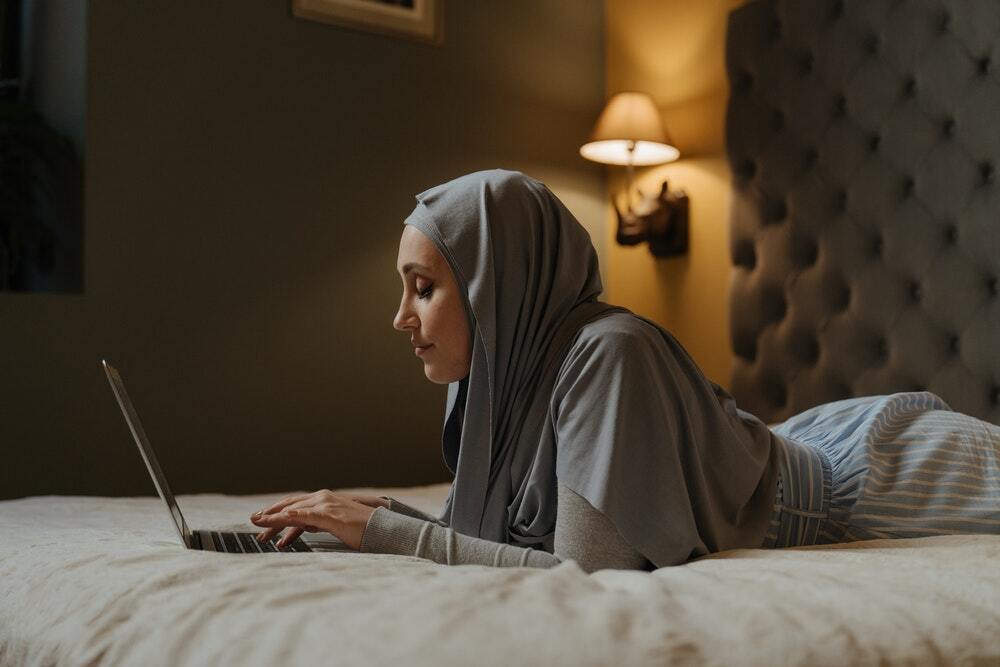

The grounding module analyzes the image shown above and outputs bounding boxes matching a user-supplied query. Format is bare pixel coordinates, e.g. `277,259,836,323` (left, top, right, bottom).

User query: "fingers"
251,490,340,523
250,492,323,545
254,492,313,519
255,526,282,543
252,504,323,547
251,508,312,529
276,527,304,549
254,521,308,550
249,491,347,550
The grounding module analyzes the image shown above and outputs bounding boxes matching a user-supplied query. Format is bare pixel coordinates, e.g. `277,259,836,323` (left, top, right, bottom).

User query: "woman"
251,169,1000,572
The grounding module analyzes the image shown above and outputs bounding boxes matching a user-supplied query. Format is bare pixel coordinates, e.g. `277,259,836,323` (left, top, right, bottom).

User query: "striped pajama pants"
760,391,1000,548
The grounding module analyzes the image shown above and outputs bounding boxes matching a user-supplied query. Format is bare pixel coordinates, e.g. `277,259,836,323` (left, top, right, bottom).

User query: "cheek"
431,298,470,357
444,305,472,361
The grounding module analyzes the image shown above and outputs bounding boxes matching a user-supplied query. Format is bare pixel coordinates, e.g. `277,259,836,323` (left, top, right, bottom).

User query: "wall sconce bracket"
614,180,689,258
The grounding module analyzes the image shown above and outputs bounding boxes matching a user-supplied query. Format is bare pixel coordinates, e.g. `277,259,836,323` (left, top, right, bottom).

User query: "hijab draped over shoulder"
403,169,779,568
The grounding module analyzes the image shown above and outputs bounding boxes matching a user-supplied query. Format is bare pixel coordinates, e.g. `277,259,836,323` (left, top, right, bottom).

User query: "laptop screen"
102,360,193,548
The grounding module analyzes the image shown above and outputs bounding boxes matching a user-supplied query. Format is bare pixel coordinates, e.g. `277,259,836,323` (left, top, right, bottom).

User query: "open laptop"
103,359,351,554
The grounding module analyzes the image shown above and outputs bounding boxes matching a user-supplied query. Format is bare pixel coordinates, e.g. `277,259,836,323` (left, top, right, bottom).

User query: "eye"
417,283,434,300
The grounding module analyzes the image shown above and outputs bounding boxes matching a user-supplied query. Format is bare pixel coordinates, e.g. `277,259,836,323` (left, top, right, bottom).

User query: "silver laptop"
103,359,347,554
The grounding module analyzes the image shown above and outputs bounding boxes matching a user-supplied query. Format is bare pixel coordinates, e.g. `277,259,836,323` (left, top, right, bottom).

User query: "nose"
393,296,417,331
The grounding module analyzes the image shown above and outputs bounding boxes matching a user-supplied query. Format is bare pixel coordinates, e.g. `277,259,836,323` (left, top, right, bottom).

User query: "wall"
604,0,744,387
0,0,606,499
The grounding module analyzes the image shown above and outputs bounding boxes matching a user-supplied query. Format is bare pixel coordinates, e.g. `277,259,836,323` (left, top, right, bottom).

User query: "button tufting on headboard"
834,282,851,312
833,189,847,212
875,337,889,363
866,133,880,153
980,162,994,185
870,233,882,258
943,224,958,245
797,51,815,74
941,117,956,138
733,238,757,270
803,147,818,168
936,11,951,34
900,176,915,197
832,94,848,118
864,33,879,55
726,0,1000,426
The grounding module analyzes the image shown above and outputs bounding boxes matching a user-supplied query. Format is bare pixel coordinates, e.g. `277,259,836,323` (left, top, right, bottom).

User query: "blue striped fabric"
760,391,1000,548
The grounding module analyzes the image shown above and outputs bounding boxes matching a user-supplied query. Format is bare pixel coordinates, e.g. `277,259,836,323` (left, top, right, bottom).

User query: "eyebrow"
400,262,432,276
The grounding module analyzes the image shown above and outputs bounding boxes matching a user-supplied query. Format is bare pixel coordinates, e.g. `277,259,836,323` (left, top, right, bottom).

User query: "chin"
423,367,453,385
423,364,467,385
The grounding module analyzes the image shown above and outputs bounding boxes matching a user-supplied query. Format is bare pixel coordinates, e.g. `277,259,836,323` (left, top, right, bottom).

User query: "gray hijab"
404,169,778,567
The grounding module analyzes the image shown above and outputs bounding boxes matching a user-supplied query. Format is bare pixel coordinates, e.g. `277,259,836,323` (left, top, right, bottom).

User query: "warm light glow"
580,139,680,166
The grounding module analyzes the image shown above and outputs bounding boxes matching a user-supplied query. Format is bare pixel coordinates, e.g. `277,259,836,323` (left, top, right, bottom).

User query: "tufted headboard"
725,0,1000,426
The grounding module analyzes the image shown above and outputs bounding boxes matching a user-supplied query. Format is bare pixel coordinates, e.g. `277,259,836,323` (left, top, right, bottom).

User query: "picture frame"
292,0,443,46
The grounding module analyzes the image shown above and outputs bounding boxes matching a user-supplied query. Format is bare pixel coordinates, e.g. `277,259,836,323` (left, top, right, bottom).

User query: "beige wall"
604,0,744,388
0,1,606,499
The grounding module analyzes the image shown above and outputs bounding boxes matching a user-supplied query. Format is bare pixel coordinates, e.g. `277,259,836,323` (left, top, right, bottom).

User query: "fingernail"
253,511,262,517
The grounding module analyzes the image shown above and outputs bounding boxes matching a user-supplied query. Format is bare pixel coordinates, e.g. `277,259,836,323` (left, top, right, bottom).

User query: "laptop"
103,359,352,554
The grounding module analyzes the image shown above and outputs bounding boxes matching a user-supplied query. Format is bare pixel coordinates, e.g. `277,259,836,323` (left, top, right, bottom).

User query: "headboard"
725,0,1000,426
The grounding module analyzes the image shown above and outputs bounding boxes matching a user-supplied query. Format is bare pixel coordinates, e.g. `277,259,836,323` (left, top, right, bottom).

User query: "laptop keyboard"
208,530,310,553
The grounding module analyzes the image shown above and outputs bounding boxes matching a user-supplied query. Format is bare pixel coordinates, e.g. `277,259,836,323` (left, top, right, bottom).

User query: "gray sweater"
359,482,653,573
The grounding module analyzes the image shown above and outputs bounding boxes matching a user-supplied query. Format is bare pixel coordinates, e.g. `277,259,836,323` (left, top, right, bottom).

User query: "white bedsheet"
1,484,998,666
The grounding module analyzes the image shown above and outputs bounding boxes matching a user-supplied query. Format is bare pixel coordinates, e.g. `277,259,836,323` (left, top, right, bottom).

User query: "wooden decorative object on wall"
292,0,443,45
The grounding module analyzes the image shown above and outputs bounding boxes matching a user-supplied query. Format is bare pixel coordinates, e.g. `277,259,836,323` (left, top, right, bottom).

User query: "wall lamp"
580,92,689,258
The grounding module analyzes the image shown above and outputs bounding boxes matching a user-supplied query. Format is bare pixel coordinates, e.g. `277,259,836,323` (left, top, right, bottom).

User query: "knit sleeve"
553,483,651,572
361,482,651,573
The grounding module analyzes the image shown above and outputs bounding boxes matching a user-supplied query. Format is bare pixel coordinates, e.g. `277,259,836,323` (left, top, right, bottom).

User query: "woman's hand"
250,490,377,551
348,495,392,510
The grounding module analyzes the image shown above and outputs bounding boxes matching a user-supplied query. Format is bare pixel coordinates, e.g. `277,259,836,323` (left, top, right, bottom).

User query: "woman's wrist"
358,506,384,552
357,506,429,556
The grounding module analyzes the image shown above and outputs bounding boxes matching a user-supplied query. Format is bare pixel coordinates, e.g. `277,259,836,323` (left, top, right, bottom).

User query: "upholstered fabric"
4,488,1000,666
726,0,1000,426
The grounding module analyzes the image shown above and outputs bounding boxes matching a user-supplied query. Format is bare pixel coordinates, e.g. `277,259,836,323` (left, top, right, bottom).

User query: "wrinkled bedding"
2,484,998,666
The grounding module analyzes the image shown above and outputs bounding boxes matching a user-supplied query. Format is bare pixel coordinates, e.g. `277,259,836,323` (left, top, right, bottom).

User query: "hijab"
403,169,779,566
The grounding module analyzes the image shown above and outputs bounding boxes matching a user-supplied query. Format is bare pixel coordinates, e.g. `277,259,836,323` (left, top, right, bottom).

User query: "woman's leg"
768,392,1000,545
834,406,1000,541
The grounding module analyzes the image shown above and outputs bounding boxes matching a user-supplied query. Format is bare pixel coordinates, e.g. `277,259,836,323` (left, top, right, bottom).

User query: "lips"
414,344,433,357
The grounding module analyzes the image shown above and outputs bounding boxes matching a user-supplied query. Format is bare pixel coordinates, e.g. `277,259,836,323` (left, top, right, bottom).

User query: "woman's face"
393,225,472,384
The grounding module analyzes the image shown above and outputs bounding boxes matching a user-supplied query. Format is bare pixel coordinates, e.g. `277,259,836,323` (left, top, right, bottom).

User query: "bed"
2,485,998,666
3,1,1000,665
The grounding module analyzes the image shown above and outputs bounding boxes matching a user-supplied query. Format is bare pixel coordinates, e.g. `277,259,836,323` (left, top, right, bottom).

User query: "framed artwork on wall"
291,0,443,45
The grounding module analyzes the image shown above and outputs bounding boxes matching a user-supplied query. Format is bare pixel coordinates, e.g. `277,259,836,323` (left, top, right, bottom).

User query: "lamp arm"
624,140,636,213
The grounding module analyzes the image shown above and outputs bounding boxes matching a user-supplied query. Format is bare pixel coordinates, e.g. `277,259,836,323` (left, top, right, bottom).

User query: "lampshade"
579,92,680,166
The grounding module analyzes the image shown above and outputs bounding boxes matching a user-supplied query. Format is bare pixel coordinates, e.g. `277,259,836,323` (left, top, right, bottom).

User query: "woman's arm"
360,482,650,573
553,483,650,573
